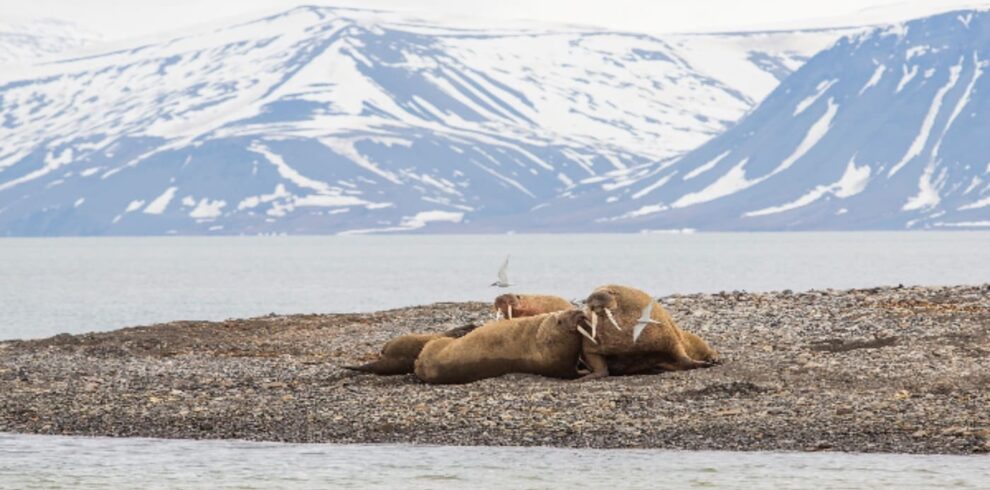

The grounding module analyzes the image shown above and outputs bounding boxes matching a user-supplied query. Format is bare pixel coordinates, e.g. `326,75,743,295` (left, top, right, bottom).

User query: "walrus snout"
585,291,617,311
584,291,621,334
556,309,597,344
493,293,520,319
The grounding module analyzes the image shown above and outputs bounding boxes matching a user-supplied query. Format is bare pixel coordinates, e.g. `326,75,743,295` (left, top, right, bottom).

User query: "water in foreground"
1,434,987,489
3,232,990,340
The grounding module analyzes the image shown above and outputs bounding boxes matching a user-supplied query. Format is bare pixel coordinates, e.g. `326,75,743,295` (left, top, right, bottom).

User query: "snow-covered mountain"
0,6,843,235
535,9,990,231
0,18,97,65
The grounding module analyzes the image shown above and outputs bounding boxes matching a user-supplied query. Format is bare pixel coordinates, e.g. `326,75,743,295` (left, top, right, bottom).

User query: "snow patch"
888,60,963,177
858,65,885,95
896,65,918,93
295,195,368,207
902,164,942,211
744,156,870,217
683,151,730,180
958,194,990,210
238,184,291,210
632,171,677,199
793,79,836,116
672,158,753,208
188,199,227,219
125,200,145,213
142,187,178,215
769,98,839,177
935,220,990,227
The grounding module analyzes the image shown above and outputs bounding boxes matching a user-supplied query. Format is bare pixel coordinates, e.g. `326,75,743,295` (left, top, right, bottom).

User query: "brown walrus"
579,284,719,379
343,323,479,375
493,293,573,320
414,309,595,384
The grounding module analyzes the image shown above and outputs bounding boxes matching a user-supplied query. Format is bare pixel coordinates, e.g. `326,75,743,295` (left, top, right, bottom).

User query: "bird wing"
497,255,509,283
638,302,654,323
632,323,647,343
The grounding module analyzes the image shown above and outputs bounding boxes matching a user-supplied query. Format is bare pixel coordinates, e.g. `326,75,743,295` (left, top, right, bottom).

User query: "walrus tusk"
507,305,513,319
604,308,621,331
577,325,598,344
589,311,598,339
495,309,503,320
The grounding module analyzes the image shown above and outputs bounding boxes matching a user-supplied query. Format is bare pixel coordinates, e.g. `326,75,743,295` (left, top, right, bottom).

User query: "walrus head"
553,309,598,344
493,293,521,319
584,288,623,338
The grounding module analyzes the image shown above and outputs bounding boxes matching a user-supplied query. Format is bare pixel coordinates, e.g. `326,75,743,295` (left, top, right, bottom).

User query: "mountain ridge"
0,5,844,235
524,9,990,231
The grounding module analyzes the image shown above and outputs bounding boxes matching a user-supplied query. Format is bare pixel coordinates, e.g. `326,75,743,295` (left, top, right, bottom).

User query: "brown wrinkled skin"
581,284,719,379
344,324,479,375
493,294,573,319
415,310,591,384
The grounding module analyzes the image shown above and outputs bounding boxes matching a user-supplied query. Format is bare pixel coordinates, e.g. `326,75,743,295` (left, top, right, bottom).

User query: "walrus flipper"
342,358,412,375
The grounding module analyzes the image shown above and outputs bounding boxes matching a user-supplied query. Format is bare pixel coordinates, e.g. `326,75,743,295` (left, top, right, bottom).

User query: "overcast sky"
5,0,990,40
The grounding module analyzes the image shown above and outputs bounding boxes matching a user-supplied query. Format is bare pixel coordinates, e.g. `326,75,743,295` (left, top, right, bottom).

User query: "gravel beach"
1,285,988,454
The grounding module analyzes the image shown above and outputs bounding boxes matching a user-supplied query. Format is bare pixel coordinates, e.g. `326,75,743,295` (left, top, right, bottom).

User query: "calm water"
1,232,989,340
0,434,987,489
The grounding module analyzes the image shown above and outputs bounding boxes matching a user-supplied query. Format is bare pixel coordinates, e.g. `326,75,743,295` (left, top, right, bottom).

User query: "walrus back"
415,314,581,384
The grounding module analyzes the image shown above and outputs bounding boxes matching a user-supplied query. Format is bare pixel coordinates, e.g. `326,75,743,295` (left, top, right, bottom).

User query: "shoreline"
1,285,988,454
4,431,990,459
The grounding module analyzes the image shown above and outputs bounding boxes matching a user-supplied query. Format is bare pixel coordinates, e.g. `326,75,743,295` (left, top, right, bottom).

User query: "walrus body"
415,310,592,384
494,293,572,320
344,324,479,375
581,285,719,379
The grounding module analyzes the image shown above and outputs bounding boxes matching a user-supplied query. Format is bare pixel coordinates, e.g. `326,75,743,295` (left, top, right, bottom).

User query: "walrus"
344,323,480,375
579,285,719,379
414,310,595,384
493,293,573,320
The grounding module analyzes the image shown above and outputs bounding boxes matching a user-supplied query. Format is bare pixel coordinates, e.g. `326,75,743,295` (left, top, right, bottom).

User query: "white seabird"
632,302,663,343
490,255,511,287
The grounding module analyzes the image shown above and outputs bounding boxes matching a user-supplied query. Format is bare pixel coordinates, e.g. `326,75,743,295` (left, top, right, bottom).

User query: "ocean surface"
2,232,990,341
1,434,988,489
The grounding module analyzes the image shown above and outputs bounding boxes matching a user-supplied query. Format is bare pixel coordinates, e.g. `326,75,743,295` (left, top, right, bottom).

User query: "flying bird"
490,255,511,287
632,302,663,343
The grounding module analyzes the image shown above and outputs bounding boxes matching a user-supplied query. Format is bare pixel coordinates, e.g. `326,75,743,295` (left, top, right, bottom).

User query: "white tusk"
495,309,503,320
604,308,621,331
589,311,598,339
577,326,598,344
507,305,513,319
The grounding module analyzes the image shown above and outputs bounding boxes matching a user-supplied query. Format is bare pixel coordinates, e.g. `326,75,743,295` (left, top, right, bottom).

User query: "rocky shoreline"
1,285,988,454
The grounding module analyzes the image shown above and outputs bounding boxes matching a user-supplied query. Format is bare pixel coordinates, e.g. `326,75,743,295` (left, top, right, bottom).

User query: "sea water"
1,232,989,340
0,434,987,489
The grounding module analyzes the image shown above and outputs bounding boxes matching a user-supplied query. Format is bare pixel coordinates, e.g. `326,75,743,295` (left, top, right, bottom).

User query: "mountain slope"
533,9,990,231
0,6,843,235
0,18,97,65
